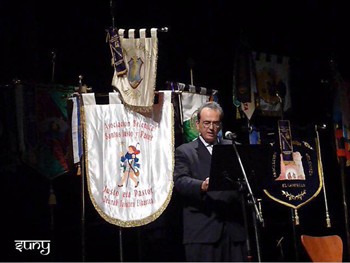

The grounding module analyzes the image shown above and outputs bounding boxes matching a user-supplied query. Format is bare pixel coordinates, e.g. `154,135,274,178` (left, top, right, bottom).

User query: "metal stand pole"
51,49,56,83
232,143,264,223
48,181,57,262
240,192,252,261
187,58,195,86
119,227,124,261
290,208,299,262
231,142,264,262
251,208,262,262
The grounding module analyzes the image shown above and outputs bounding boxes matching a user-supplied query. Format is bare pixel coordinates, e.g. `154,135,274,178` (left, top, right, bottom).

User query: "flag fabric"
263,123,322,216
241,91,256,120
111,28,158,111
107,27,127,76
15,82,74,179
210,88,223,140
253,52,291,116
181,92,209,142
166,81,217,143
333,81,350,166
234,46,253,103
232,48,257,120
249,126,260,145
239,52,256,121
70,96,83,164
82,91,173,227
169,91,185,148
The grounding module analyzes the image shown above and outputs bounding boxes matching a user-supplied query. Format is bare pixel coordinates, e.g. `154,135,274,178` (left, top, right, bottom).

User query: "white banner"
112,28,158,110
83,92,174,227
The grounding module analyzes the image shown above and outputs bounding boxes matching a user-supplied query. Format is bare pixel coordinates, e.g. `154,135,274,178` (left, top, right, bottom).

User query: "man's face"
196,107,221,144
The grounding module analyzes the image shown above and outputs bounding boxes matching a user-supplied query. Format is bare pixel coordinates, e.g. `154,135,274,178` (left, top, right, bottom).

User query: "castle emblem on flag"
263,121,322,211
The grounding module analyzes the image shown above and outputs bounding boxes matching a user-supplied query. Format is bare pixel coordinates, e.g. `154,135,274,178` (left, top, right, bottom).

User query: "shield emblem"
127,57,143,89
263,138,322,210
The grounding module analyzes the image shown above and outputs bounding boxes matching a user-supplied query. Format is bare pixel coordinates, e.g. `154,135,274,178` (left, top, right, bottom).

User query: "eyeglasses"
201,121,221,129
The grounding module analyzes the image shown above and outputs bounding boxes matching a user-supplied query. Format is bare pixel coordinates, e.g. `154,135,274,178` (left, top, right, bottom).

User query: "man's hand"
201,177,209,192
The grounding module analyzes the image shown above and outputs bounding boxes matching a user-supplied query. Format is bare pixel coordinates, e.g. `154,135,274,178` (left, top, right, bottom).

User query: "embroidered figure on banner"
118,144,141,188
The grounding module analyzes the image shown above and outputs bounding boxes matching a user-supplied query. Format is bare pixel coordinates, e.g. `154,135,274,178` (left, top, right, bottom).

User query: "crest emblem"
127,57,143,89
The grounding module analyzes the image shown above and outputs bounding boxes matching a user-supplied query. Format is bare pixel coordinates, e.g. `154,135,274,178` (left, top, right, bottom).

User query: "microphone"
225,131,237,140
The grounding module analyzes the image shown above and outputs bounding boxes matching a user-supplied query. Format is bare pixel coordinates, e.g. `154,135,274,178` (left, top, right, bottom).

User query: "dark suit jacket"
174,137,247,244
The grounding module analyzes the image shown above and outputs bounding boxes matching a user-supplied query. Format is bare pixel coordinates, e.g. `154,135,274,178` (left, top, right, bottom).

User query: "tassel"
48,188,57,206
326,212,331,228
294,209,299,225
76,164,81,176
236,107,241,120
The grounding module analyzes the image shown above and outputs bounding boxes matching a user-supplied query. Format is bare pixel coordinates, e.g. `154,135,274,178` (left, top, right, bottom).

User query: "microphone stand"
231,140,264,262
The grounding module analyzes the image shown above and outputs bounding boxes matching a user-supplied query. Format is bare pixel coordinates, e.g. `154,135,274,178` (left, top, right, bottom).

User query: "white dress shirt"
199,135,217,155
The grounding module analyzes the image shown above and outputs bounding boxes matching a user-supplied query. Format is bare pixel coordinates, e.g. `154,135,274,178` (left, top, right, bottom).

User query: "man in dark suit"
174,101,247,262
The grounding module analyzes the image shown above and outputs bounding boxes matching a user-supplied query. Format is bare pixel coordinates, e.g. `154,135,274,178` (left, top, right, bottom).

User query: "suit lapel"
196,139,212,180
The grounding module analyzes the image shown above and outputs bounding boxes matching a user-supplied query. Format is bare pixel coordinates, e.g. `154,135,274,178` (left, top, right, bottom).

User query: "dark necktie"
206,143,213,155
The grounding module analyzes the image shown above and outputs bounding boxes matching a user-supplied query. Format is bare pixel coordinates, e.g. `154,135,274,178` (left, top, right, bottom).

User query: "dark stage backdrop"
1,0,350,261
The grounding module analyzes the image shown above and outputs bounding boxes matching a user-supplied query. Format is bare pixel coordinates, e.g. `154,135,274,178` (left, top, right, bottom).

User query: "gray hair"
196,101,224,121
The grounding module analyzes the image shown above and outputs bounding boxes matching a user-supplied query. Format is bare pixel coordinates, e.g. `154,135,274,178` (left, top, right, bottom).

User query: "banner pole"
315,125,332,227
187,58,195,85
119,227,124,261
48,180,57,261
80,147,86,262
51,49,56,83
108,0,125,257
110,0,115,29
77,75,86,262
290,208,299,261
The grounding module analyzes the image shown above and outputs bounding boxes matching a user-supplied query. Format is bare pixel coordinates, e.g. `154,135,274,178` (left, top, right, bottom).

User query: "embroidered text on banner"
83,92,174,227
